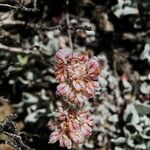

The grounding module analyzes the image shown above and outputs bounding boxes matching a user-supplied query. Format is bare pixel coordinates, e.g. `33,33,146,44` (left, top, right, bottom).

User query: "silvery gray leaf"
25,71,34,81
134,103,150,115
46,31,54,40
25,109,46,123
98,76,108,89
47,112,55,117
140,116,150,126
18,77,29,85
135,144,146,149
111,137,126,144
123,103,140,124
108,76,118,89
28,105,37,111
140,82,150,95
140,43,150,63
9,79,15,85
108,114,118,123
104,101,117,112
39,89,49,101
126,138,135,148
44,76,56,83
147,141,150,149
115,147,124,150
122,79,132,93
84,140,94,148
22,92,38,104
4,66,22,76
112,0,138,18
108,125,117,132
13,102,24,113
38,39,58,56
140,128,150,139
97,134,108,146
123,124,138,138
113,7,139,18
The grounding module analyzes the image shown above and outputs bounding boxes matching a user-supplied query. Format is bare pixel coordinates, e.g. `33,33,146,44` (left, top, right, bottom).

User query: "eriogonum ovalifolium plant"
48,49,101,149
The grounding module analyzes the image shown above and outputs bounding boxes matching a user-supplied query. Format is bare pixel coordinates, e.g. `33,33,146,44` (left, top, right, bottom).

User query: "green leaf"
17,54,28,65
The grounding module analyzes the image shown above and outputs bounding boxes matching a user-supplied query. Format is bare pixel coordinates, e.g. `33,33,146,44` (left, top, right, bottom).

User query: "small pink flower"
48,107,93,149
59,135,72,149
88,57,100,80
55,107,68,120
49,130,60,143
69,131,83,143
81,123,92,137
56,83,70,95
55,49,100,106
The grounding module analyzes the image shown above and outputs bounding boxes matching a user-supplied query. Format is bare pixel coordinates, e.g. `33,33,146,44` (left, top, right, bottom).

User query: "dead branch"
0,114,33,150
0,43,39,55
0,20,93,32
0,1,39,12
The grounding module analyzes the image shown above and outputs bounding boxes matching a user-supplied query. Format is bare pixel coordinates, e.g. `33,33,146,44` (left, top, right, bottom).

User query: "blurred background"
0,0,150,150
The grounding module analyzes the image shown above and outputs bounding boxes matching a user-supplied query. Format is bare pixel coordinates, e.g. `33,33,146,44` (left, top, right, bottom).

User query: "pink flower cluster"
48,49,100,149
55,49,100,106
48,107,93,149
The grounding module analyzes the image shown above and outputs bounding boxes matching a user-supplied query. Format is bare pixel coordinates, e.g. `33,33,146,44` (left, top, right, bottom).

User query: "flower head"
48,107,93,149
55,49,100,106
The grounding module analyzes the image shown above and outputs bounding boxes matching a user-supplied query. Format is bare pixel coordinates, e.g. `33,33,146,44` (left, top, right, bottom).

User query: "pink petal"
49,130,60,143
81,123,92,137
68,91,75,99
84,116,94,127
87,57,100,79
63,135,72,149
68,120,80,131
59,136,65,147
56,83,70,95
56,107,68,120
85,120,93,127
68,121,74,131
48,120,58,130
73,81,82,91
72,120,80,130
70,131,83,143
55,49,72,63
79,55,89,62
59,75,66,82
92,81,100,90
73,97,80,104
79,110,89,118
73,80,86,91
76,94,84,104
88,57,99,68
79,80,86,89
85,82,95,95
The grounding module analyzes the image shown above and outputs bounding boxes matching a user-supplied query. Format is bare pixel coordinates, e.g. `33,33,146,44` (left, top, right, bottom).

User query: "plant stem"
66,0,73,51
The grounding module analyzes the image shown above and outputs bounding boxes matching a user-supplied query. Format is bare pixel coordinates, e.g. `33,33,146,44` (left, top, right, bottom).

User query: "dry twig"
0,43,38,55
0,114,33,150
0,0,39,12
66,0,73,50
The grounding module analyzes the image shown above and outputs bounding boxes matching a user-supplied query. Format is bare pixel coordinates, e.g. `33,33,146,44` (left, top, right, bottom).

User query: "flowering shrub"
48,49,100,149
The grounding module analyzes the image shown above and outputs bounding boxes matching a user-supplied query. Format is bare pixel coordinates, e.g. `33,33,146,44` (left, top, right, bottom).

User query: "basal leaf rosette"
55,49,100,106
